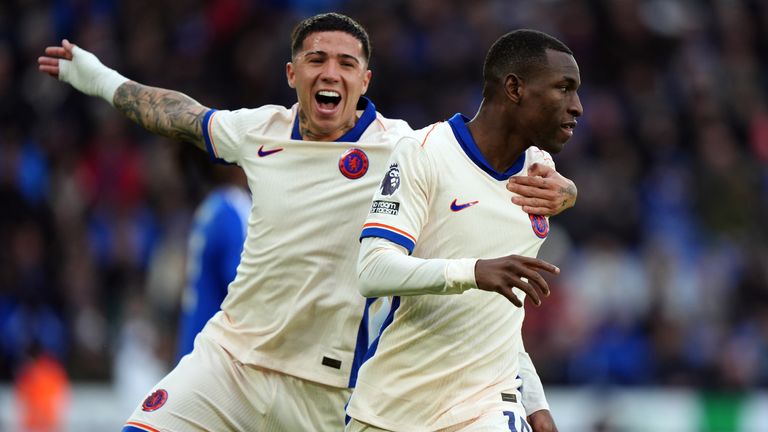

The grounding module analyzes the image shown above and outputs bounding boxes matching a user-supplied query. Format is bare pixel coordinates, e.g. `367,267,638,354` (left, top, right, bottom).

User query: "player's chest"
242,138,392,214
421,166,548,258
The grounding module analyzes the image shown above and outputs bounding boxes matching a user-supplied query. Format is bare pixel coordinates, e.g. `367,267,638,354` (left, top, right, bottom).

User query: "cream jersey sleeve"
201,106,288,164
357,237,477,297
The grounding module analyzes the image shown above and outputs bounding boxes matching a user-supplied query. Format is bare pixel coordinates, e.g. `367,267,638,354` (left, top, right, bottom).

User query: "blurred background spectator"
2,0,768,426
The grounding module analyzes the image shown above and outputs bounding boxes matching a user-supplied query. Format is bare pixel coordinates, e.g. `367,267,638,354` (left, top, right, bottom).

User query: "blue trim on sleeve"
122,426,149,432
447,113,525,180
348,296,377,388
291,97,377,142
201,109,230,165
360,227,415,255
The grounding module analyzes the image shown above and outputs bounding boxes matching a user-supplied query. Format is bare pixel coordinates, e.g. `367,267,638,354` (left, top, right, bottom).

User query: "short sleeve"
360,136,433,254
202,109,252,165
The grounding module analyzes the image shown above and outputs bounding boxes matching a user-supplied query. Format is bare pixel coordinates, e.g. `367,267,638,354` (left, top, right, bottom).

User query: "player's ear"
286,62,296,88
504,73,523,104
361,69,372,95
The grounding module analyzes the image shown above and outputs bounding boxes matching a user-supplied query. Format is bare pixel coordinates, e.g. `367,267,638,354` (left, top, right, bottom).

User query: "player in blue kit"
176,166,250,359
39,13,574,431
347,29,582,431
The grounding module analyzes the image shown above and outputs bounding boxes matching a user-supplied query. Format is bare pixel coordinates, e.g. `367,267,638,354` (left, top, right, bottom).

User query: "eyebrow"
303,50,362,65
560,76,580,88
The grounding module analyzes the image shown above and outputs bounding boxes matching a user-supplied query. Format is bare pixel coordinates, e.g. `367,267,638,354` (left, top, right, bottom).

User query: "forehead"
543,49,580,84
298,31,365,58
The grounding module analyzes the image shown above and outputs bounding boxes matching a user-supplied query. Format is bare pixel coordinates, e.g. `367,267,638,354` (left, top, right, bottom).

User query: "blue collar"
291,97,377,142
447,113,526,181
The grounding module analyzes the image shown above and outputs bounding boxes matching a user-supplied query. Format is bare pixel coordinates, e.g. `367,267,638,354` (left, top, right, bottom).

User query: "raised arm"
38,39,208,151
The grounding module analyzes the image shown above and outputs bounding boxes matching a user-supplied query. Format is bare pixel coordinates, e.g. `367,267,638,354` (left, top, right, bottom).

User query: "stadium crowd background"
2,0,768,416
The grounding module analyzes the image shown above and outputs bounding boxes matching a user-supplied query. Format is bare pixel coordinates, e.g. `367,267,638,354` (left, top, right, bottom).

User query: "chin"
538,141,564,154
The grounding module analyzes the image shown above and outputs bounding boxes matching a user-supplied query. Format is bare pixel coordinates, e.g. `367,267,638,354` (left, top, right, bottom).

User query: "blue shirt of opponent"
177,186,251,360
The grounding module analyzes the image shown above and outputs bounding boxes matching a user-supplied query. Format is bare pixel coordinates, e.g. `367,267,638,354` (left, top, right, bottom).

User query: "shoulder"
526,146,555,169
211,104,294,135
407,121,449,152
374,113,413,135
387,122,444,166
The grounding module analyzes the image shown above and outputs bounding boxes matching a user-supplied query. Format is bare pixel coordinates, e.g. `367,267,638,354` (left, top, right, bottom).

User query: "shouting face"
286,31,372,141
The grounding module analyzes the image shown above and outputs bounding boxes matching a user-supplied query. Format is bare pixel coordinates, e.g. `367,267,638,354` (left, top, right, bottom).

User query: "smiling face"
286,31,372,141
518,49,583,154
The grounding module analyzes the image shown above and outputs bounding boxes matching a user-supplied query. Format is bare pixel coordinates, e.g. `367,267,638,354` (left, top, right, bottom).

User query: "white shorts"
122,333,351,432
345,390,530,432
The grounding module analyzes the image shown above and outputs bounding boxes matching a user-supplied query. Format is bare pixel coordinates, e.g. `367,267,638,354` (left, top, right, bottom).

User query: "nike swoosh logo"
258,145,283,157
450,199,479,212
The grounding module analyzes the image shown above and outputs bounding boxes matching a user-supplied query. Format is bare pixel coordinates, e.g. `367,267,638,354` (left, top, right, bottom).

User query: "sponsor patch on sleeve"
370,200,400,216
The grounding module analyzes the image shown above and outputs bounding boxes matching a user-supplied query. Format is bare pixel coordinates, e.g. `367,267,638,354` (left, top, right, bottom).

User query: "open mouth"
560,121,577,136
315,90,342,112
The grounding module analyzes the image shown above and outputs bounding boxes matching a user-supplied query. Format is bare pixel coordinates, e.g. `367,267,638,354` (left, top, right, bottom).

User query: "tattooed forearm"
114,81,208,151
559,184,577,210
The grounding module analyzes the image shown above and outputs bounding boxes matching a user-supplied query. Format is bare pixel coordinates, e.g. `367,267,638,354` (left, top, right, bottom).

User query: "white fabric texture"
357,237,477,297
59,45,128,106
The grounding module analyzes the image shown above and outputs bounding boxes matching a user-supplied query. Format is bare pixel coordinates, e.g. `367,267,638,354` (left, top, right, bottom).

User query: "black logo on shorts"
501,392,517,403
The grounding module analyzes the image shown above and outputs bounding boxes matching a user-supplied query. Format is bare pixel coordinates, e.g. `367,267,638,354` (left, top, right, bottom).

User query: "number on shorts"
503,411,531,432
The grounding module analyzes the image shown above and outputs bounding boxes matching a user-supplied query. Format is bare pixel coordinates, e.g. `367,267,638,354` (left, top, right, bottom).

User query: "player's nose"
568,93,583,118
319,61,341,82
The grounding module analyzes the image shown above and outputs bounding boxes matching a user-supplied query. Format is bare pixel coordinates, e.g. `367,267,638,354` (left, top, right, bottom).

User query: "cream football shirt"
199,98,412,388
347,113,556,430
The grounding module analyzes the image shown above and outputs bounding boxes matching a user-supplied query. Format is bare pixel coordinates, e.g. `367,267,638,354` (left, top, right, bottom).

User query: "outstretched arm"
38,39,208,151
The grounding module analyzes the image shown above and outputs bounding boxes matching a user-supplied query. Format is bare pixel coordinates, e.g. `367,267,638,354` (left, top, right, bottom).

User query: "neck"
466,99,526,172
298,109,355,141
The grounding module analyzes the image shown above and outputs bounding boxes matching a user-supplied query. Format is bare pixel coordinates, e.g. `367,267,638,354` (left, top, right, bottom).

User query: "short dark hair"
482,29,572,94
291,13,371,64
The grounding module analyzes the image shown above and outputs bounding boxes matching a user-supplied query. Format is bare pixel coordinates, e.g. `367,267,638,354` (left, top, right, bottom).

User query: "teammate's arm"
357,237,558,306
507,163,577,216
518,349,558,432
38,39,208,151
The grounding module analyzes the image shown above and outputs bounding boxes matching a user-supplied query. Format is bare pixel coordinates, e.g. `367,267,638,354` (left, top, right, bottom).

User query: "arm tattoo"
114,81,208,151
560,184,577,209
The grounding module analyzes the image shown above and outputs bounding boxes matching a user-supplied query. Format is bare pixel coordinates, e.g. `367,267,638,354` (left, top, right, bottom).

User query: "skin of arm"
507,163,577,216
39,40,209,151
114,82,208,151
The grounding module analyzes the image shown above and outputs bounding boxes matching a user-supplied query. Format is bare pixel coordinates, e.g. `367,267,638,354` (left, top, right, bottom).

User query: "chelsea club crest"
339,148,369,179
529,214,549,238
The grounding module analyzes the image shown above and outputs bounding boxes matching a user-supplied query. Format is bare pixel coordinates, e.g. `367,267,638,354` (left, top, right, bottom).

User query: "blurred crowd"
1,0,767,393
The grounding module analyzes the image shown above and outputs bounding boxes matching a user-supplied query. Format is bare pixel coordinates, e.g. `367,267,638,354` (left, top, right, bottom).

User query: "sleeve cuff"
443,258,478,294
